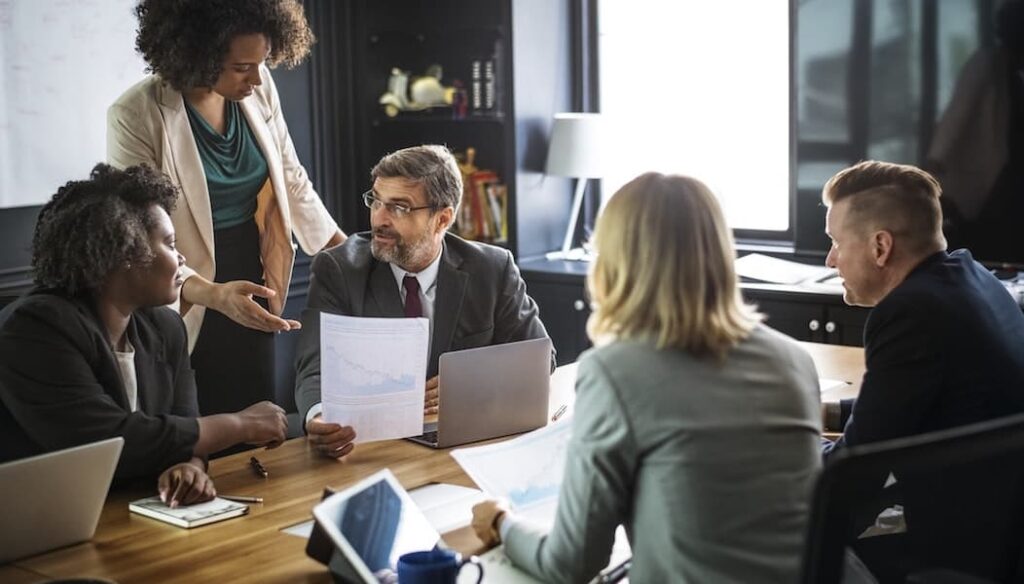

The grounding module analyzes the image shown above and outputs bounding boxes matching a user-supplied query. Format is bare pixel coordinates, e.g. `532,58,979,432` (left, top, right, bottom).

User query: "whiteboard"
0,0,149,208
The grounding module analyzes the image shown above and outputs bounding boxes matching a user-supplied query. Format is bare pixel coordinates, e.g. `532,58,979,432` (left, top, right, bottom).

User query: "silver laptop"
0,437,123,563
408,337,552,449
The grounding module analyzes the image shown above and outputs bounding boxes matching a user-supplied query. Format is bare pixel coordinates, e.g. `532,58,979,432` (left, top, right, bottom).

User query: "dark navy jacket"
829,249,1024,452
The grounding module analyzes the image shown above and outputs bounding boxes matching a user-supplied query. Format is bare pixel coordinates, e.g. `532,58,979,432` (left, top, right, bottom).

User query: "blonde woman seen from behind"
471,173,823,583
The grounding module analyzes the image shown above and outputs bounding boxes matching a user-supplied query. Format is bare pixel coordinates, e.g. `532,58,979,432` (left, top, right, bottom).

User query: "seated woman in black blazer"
0,164,287,507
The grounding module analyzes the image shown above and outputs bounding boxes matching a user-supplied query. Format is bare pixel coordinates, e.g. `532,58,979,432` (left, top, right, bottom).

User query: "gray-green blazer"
504,324,822,583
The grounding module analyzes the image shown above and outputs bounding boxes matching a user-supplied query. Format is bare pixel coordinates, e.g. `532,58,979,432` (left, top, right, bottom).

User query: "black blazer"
0,290,200,479
830,250,1024,452
294,232,553,420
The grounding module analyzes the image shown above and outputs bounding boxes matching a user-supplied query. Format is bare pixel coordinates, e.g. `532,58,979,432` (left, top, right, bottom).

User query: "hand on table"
158,459,216,508
471,499,511,547
238,401,288,448
306,414,357,459
424,375,440,416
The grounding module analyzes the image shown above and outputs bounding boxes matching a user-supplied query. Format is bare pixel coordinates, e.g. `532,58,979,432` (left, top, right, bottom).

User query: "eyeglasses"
362,191,436,218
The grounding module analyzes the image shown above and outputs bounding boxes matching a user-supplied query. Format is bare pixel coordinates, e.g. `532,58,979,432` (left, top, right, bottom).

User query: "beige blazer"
107,67,338,351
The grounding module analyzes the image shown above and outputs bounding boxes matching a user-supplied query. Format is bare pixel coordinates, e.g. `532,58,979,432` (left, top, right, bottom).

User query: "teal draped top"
185,99,268,230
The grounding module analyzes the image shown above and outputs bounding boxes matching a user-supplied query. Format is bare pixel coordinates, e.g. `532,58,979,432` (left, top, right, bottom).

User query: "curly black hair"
32,163,179,296
134,0,315,91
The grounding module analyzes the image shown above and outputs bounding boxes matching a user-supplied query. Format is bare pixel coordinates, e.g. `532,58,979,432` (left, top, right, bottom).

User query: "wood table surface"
7,344,863,583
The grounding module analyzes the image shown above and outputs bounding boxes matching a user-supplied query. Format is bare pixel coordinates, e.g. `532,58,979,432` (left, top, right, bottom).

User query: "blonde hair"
822,160,946,255
587,172,762,360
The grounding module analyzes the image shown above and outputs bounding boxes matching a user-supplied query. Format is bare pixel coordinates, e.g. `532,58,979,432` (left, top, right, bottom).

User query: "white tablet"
312,469,443,583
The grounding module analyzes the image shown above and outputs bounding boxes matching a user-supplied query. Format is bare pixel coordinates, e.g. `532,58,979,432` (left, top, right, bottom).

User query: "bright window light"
598,1,791,231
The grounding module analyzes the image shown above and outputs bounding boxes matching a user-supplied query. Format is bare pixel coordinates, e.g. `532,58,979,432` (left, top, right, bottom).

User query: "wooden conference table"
3,342,864,584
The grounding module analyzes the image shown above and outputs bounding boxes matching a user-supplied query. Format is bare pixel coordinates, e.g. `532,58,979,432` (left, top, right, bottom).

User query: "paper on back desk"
736,253,836,285
408,483,488,533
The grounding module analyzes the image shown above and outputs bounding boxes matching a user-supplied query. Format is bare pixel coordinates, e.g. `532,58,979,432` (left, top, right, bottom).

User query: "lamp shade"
545,113,605,179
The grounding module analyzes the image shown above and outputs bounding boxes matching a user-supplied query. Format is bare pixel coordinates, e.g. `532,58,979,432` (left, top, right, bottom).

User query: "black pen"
250,456,268,479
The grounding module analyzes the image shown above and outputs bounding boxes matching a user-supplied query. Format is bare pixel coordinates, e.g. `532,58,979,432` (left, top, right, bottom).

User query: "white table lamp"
545,113,604,260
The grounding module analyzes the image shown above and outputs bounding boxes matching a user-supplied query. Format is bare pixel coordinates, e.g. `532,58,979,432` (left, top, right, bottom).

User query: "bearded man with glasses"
294,145,553,458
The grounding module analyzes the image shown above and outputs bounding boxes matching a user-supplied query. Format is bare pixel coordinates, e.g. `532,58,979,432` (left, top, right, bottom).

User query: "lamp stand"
545,177,590,261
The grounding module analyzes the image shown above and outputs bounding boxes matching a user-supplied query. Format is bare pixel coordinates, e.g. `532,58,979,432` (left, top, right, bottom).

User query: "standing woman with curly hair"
0,164,288,507
108,0,346,418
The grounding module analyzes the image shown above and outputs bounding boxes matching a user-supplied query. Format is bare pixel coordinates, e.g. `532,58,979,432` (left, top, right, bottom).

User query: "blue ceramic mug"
396,549,483,584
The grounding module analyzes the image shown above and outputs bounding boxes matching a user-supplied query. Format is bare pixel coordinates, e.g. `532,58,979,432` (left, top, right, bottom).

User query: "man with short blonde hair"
821,160,1024,451
821,160,1024,581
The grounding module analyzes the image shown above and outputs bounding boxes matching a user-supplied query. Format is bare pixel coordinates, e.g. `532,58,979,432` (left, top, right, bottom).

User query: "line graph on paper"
320,314,429,402
451,419,573,519
317,314,429,442
322,342,418,399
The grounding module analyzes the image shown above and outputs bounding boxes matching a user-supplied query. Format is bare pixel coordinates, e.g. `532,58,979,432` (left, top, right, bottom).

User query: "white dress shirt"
113,338,139,412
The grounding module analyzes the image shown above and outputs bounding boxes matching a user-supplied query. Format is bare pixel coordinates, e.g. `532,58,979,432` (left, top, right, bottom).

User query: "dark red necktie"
403,275,423,318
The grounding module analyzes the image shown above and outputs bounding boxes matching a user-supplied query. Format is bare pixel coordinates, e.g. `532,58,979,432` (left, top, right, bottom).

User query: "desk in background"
7,346,863,583
520,257,870,366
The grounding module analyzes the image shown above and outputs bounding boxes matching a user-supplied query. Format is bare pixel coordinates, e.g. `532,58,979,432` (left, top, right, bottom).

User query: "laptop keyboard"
417,430,438,444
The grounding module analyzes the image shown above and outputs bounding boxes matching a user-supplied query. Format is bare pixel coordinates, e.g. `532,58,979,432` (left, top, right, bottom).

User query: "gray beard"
371,233,434,270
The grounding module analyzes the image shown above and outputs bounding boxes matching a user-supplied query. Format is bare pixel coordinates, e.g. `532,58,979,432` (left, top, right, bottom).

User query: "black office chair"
800,412,1024,584
0,294,20,311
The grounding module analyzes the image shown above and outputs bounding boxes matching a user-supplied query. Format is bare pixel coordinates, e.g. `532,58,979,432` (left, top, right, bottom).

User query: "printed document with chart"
451,420,573,523
451,419,632,578
320,313,429,443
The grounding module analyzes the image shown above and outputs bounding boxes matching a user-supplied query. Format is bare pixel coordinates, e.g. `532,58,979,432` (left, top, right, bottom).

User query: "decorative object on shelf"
454,147,507,244
545,113,605,261
379,64,456,117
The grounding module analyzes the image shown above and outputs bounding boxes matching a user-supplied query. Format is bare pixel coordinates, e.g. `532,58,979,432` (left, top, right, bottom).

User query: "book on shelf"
485,183,507,243
464,170,497,241
129,496,249,529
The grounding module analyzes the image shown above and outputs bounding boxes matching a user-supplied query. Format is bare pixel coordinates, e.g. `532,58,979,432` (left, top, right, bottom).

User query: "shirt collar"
389,247,443,293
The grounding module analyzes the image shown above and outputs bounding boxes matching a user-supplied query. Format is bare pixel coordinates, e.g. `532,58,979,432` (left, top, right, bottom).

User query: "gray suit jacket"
503,325,822,583
294,232,553,421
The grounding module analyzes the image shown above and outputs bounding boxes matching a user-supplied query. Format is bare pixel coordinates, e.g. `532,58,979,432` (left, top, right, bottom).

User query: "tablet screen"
315,471,441,582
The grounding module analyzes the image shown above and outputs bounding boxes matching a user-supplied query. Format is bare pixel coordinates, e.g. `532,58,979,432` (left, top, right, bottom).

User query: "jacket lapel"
239,74,292,236
367,261,405,317
126,315,164,413
78,299,131,411
430,243,467,371
156,81,215,257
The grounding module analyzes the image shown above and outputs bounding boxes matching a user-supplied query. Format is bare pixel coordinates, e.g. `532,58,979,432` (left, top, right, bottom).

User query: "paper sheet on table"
320,313,429,443
458,535,631,584
408,483,488,534
453,422,632,580
279,483,486,540
451,419,572,522
819,378,851,393
736,253,836,285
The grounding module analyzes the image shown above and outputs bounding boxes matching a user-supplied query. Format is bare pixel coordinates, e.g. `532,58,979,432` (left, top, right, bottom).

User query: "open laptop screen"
313,469,441,583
